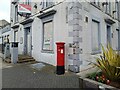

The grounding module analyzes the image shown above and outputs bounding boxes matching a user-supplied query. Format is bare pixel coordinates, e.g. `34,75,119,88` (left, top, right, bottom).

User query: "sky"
0,0,11,23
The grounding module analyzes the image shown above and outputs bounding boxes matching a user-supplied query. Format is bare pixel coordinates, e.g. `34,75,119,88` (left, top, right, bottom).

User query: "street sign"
18,4,31,14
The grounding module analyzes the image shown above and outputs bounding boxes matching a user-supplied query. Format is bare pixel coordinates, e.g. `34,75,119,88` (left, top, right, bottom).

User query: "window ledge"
14,21,19,24
41,50,54,54
91,51,101,55
37,9,56,19
105,12,112,17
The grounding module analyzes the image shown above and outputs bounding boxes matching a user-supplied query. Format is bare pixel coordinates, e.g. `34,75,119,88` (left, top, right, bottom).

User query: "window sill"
91,51,101,55
41,50,54,54
105,12,112,17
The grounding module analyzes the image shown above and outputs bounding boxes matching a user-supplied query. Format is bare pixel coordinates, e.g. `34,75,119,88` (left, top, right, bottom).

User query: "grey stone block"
73,37,82,42
68,14,74,21
68,54,79,60
73,25,82,31
69,31,79,37
68,65,79,73
74,48,82,54
68,7,79,14
68,19,79,25
73,60,82,66
73,14,82,20
73,2,82,9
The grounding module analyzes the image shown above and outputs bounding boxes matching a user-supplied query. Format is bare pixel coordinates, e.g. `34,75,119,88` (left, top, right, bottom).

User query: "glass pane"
15,5,18,22
107,25,111,45
43,21,53,50
92,21,99,51
14,31,18,42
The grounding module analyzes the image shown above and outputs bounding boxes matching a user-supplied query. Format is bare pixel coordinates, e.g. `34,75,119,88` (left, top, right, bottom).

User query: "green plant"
94,45,120,81
87,72,111,84
87,72,98,80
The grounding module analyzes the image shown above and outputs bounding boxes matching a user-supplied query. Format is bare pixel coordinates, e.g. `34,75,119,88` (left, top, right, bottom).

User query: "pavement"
1,57,80,88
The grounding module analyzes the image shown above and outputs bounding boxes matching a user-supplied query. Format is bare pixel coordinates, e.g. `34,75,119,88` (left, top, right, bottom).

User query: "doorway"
24,27,32,56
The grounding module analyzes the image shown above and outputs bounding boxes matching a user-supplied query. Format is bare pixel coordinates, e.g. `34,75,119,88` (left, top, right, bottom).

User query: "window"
42,21,53,51
42,0,54,9
115,1,119,19
91,0,100,7
15,5,18,23
14,31,18,42
105,0,111,14
66,6,68,23
7,35,10,43
91,20,100,53
107,25,111,46
26,0,31,5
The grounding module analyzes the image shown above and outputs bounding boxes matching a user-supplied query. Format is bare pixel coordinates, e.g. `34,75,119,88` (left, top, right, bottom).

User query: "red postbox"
56,42,65,75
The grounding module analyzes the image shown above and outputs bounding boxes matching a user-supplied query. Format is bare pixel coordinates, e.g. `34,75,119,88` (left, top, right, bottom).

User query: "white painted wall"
32,2,68,67
10,25,25,55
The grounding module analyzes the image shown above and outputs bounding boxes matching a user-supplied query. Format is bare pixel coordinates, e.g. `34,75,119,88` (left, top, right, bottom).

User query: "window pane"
107,25,111,45
43,21,53,51
42,0,54,9
26,0,31,5
15,5,18,22
92,20,100,52
14,31,18,42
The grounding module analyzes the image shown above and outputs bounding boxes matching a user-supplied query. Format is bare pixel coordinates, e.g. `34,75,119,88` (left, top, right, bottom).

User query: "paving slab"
2,61,79,88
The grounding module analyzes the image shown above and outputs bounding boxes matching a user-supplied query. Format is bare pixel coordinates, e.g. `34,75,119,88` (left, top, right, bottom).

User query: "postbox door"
57,46,64,66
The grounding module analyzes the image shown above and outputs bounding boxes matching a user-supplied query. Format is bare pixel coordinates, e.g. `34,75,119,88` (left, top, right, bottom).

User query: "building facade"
0,20,11,53
10,0,120,74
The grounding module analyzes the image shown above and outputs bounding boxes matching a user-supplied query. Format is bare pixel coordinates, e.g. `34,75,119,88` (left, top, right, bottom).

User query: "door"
24,27,32,56
107,25,111,46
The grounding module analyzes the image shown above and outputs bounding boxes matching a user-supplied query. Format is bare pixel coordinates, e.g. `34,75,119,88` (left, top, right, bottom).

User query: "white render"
10,0,120,75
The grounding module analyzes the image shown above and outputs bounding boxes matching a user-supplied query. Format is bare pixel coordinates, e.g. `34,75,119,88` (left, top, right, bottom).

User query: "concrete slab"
30,63,45,70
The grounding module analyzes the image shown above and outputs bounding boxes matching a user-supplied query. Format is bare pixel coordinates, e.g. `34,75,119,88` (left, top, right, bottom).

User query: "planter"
79,77,120,90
